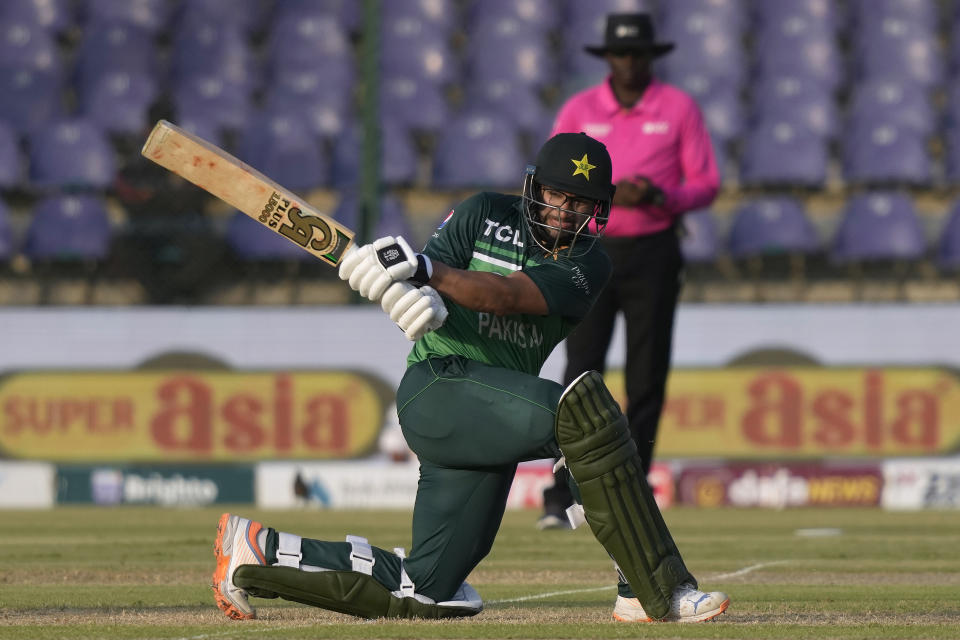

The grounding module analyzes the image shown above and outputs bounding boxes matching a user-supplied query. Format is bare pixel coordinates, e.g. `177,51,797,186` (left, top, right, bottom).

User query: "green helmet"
522,133,615,258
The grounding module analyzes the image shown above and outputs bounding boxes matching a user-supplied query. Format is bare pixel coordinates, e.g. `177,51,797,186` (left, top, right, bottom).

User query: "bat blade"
141,119,353,266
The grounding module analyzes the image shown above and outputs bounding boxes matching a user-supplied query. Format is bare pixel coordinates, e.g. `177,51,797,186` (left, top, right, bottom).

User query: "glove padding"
338,236,431,302
381,282,447,341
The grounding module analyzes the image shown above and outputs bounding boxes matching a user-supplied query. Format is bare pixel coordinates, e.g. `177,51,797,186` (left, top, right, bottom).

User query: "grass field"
1,506,958,639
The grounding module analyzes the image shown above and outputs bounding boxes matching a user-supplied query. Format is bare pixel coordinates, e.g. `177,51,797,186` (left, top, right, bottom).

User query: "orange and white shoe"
613,584,729,623
212,513,267,620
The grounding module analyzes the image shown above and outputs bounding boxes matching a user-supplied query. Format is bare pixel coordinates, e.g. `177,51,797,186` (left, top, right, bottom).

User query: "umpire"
540,13,720,529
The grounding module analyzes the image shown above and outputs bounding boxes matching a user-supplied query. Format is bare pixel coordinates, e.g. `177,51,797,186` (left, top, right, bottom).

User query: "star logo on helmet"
571,154,595,180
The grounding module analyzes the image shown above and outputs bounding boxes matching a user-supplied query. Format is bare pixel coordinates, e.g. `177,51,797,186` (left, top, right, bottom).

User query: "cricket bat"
140,120,354,266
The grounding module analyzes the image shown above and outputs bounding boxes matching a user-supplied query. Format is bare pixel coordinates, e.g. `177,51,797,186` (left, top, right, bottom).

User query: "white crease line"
488,559,790,606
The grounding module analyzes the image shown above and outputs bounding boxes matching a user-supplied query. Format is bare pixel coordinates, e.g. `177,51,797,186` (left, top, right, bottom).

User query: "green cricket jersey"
408,192,612,376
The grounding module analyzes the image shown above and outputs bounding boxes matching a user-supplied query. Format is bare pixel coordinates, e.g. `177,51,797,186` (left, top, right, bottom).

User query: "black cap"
533,133,615,202
584,13,674,59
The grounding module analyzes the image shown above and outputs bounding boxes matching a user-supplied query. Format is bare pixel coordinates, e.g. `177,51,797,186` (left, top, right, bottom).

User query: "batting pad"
232,566,481,620
555,371,694,620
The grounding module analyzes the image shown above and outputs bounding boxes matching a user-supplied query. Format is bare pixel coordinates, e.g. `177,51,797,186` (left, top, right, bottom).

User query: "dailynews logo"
643,121,670,134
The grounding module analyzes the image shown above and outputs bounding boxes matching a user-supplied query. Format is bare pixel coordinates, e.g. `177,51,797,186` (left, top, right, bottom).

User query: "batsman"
213,133,730,623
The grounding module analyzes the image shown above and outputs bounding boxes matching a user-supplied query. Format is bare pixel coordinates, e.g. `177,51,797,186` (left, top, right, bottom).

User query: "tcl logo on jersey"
482,219,524,247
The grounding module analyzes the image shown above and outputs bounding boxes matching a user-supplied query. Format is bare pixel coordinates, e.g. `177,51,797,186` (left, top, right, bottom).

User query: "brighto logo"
124,473,219,506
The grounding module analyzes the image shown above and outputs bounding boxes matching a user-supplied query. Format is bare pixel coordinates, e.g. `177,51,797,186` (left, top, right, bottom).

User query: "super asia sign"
604,367,960,458
0,371,390,462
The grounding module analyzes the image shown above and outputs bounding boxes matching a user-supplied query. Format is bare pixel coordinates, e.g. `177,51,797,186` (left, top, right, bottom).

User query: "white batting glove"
337,236,432,302
380,282,448,341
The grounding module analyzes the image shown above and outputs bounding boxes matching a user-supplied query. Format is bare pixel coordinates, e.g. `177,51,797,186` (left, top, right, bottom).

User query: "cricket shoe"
613,583,729,623
213,513,267,620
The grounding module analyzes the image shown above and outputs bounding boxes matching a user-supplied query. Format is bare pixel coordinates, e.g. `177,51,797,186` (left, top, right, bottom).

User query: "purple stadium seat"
750,74,839,139
173,73,253,133
754,30,843,91
75,21,158,89
28,118,116,190
0,65,62,134
263,69,352,139
431,111,526,189
80,70,157,136
83,0,172,33
237,112,328,193
379,75,450,134
669,71,744,142
833,192,926,262
945,128,960,182
938,200,960,270
266,13,351,75
24,193,113,260
658,30,745,88
226,211,312,261
728,197,820,257
847,78,935,136
754,0,840,35
0,197,12,260
852,17,944,87
842,120,932,186
0,19,59,72
465,28,557,89
0,0,72,34
172,21,257,91
174,114,225,149
680,210,720,263
0,121,23,190
331,119,419,188
273,0,360,32
386,0,458,33
662,0,746,39
739,120,828,188
174,0,262,35
849,0,939,31
380,30,457,86
333,192,414,242
463,79,550,139
465,0,559,33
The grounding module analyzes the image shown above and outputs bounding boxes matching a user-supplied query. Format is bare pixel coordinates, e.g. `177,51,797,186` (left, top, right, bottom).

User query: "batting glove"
338,236,432,302
380,281,447,341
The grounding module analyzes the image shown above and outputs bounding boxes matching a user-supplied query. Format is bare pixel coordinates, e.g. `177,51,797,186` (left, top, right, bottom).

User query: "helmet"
522,132,615,258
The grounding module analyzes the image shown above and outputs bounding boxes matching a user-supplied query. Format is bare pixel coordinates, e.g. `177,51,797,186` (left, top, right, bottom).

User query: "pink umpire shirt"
550,77,720,237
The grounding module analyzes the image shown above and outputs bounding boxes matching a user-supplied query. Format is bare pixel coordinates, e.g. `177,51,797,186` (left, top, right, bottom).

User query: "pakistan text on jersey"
477,313,544,348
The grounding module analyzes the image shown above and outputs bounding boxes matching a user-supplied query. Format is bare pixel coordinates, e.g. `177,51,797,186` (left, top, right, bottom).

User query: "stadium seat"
263,69,353,139
750,74,839,140
273,0,360,32
462,79,550,139
944,127,960,182
464,26,557,90
842,120,932,187
464,0,559,33
671,71,744,142
0,121,23,190
237,111,328,193
0,18,59,72
833,192,927,262
331,119,419,188
753,0,840,35
431,111,526,189
379,75,450,135
739,120,828,188
0,0,73,34
266,13,351,76
659,29,745,88
0,65,62,135
24,193,113,261
848,0,939,32
380,29,457,86
171,21,257,91
754,30,843,92
846,78,935,136
174,114,225,148
74,20,158,90
82,0,172,33
727,197,821,257
386,0,458,33
79,70,157,136
173,0,263,36
852,17,944,87
28,118,117,190
173,73,253,134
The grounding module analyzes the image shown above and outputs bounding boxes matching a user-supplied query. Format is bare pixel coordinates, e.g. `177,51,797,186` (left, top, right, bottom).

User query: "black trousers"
543,227,684,517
